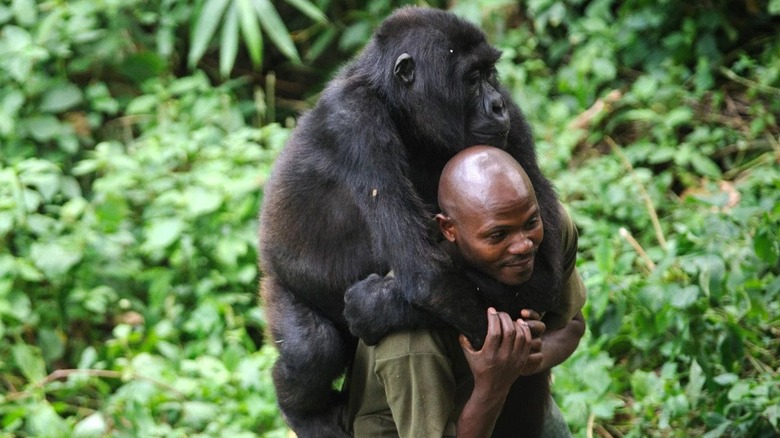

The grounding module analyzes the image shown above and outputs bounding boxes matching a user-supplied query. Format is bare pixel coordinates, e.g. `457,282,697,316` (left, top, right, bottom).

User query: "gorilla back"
259,7,563,437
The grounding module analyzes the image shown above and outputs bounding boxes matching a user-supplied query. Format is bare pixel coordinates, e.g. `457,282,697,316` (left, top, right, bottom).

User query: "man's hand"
518,309,545,376
459,307,532,395
519,308,586,375
456,307,534,437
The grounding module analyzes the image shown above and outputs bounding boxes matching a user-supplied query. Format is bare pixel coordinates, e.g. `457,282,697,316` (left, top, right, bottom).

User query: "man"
347,145,586,437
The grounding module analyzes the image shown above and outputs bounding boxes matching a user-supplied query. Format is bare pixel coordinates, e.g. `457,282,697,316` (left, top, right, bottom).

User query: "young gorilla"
259,7,565,436
347,146,586,437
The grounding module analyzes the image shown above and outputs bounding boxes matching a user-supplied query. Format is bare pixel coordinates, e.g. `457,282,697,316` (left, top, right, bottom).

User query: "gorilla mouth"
470,130,509,147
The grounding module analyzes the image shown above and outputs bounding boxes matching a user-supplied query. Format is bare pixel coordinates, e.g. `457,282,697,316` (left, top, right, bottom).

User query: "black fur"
259,7,563,437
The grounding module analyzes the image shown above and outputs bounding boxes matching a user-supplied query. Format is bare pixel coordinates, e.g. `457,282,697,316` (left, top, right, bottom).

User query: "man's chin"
499,270,533,286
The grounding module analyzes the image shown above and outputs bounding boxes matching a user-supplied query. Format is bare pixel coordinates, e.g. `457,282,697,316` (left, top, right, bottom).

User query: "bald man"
347,146,586,437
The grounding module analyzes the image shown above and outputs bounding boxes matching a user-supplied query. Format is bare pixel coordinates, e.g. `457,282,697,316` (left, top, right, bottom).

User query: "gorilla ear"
394,53,415,84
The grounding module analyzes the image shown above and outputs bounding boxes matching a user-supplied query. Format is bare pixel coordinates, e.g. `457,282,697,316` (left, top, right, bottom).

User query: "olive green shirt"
347,205,585,437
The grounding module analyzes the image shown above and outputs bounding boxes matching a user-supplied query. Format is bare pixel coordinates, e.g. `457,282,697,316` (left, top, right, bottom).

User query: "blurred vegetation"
0,0,778,437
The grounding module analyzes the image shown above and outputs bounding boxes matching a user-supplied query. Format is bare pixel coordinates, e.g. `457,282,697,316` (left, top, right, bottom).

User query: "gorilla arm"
329,91,488,348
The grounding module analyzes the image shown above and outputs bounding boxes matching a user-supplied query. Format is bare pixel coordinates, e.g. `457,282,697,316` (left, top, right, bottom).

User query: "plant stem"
606,136,668,251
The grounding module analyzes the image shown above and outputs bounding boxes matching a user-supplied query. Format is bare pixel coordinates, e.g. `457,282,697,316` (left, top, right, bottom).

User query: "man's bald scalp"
438,145,535,220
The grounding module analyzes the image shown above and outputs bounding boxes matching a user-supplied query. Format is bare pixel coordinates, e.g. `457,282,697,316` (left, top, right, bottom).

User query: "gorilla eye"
465,71,481,88
487,68,498,83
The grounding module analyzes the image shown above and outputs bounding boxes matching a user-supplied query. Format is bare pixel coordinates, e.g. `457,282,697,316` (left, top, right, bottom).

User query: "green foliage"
1,0,778,436
0,68,289,434
0,1,288,435
187,0,329,77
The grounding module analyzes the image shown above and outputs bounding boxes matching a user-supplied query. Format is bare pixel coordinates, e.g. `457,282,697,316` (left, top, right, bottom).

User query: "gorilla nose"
487,95,510,130
491,95,505,115
485,93,506,115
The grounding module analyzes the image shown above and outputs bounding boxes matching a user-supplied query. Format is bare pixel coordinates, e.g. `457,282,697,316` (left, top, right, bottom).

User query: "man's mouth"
502,256,534,269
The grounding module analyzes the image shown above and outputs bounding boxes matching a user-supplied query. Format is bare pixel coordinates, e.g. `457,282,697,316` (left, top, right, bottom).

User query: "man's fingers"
516,319,532,359
525,320,546,338
529,337,542,353
497,311,515,342
521,308,542,321
459,334,475,353
483,307,502,350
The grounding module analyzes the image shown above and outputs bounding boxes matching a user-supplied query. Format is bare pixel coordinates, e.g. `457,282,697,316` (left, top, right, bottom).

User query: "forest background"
0,0,778,436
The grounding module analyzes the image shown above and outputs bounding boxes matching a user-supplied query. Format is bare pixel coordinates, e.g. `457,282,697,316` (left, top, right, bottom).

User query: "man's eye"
526,215,540,229
487,231,506,242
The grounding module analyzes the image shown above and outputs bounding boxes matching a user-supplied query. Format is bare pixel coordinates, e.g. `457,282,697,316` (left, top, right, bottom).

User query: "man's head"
437,145,543,286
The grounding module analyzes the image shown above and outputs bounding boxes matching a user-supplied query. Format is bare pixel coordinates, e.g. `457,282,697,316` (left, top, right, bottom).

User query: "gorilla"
258,7,564,437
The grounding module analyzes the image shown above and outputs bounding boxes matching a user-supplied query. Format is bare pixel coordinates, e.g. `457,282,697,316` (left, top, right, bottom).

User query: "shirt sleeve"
373,330,459,438
542,203,587,330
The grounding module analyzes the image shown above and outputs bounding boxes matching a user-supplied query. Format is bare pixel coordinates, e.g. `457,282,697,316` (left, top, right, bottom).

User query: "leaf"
38,328,65,364
24,115,64,142
126,94,158,114
143,218,185,252
118,52,168,84
305,27,337,62
713,373,738,386
771,0,780,15
284,0,328,23
27,401,67,437
237,0,263,70
182,401,218,428
11,0,37,26
73,413,107,438
252,0,301,63
685,359,705,408
12,344,46,383
219,1,240,78
754,230,779,265
664,107,693,129
690,156,722,178
39,82,83,113
727,381,750,401
188,0,231,68
216,236,247,266
670,285,699,309
0,211,13,236
30,241,82,278
184,186,222,216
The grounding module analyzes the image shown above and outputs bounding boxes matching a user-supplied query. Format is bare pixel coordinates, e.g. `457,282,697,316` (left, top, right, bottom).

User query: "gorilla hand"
344,273,433,345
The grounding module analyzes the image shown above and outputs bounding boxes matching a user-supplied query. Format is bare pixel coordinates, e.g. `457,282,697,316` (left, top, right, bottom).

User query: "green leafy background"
1,0,778,437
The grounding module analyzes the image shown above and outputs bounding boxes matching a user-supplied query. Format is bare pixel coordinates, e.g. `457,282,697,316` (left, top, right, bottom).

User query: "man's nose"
508,234,533,255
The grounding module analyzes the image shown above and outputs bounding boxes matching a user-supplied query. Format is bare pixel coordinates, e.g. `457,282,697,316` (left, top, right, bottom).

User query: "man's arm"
457,308,533,437
519,309,586,375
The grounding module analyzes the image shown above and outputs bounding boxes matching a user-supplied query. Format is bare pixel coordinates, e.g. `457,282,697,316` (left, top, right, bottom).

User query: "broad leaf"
237,0,263,69
188,0,231,68
285,0,328,23
252,0,301,63
219,1,239,78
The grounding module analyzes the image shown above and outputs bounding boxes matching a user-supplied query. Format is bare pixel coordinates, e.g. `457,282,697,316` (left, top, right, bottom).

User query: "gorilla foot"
283,404,350,438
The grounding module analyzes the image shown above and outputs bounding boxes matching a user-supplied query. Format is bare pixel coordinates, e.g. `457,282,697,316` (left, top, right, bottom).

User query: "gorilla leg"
262,278,352,437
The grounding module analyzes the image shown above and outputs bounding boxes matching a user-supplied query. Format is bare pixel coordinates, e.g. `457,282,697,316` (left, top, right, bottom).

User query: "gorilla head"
359,8,512,155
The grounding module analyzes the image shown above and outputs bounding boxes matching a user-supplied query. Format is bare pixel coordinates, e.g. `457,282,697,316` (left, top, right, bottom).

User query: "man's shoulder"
373,328,460,361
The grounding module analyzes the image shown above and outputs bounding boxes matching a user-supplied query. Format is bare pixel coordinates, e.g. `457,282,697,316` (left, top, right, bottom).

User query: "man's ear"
435,213,457,242
394,53,414,84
